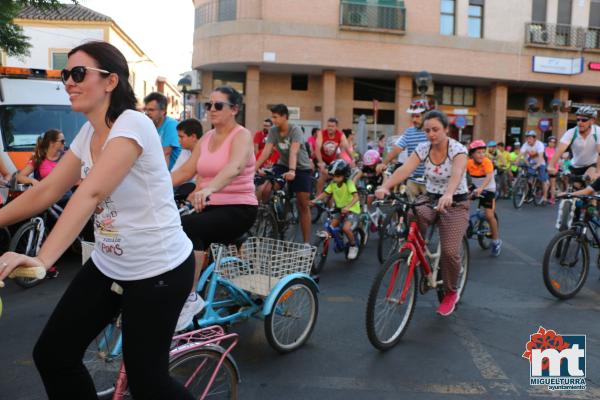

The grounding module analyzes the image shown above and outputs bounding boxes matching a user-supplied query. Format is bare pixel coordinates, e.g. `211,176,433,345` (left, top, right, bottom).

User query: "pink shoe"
437,291,459,316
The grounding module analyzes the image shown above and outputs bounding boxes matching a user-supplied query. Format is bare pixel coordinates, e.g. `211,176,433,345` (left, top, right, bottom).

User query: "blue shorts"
272,164,313,193
537,164,549,183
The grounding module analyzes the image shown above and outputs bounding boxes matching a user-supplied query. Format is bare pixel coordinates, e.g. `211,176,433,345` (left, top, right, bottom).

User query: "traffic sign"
455,116,467,129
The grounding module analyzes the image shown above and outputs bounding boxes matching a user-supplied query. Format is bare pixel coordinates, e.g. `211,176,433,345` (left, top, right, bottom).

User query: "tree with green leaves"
0,0,77,58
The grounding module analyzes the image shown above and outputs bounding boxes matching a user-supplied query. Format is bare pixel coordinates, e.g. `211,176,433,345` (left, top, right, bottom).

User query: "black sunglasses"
577,117,591,123
61,66,111,84
204,101,234,111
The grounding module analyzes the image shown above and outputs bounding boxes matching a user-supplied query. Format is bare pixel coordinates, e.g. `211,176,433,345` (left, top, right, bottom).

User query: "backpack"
565,125,598,157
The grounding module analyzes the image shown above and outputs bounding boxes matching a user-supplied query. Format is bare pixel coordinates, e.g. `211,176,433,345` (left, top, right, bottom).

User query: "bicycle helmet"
576,105,598,119
513,141,521,147
406,99,429,114
547,135,557,143
362,149,381,167
525,130,537,137
487,140,497,147
328,159,351,178
468,139,487,154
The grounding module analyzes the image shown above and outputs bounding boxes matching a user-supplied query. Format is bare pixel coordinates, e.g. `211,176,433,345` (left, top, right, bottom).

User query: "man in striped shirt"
377,99,429,199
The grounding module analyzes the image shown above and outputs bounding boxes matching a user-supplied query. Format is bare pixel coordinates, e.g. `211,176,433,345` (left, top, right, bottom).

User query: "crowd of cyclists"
1,40,600,398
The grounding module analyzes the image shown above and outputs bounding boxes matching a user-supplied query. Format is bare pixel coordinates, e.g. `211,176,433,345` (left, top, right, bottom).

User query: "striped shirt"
396,127,427,181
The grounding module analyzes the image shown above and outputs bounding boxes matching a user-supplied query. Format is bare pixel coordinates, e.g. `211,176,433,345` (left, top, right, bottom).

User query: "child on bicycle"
352,149,383,207
310,159,360,260
467,140,502,257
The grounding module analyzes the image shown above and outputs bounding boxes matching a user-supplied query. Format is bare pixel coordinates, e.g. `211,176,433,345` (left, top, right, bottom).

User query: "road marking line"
450,319,509,380
502,240,541,266
323,296,355,303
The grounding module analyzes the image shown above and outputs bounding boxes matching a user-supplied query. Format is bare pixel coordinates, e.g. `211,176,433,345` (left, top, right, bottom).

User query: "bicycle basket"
210,237,316,297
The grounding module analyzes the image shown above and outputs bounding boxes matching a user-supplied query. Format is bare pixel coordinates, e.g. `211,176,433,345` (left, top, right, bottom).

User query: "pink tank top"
196,126,258,206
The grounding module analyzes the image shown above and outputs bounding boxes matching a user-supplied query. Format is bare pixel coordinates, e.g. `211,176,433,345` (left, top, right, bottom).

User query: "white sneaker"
175,293,205,332
348,245,359,260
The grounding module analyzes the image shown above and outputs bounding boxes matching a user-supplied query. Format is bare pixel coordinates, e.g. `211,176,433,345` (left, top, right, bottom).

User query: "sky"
78,0,195,84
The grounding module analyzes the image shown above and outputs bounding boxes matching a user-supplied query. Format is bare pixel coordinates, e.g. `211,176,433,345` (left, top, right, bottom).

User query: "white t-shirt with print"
414,138,469,195
559,125,600,168
520,140,546,166
70,110,193,281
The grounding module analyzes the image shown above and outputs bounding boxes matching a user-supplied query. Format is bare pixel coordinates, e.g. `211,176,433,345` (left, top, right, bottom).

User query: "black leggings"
33,254,195,400
181,204,258,250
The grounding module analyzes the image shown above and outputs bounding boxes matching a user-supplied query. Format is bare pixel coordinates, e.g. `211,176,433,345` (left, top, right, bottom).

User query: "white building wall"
6,26,103,69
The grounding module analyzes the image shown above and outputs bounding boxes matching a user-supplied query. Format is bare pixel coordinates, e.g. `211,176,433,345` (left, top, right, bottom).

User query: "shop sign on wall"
532,56,584,75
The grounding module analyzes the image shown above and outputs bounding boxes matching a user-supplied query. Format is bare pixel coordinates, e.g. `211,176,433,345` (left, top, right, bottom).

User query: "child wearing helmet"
310,159,361,259
467,140,502,257
352,149,383,206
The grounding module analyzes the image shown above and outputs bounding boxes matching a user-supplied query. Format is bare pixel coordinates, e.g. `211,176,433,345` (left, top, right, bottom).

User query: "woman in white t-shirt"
375,110,469,318
0,41,195,399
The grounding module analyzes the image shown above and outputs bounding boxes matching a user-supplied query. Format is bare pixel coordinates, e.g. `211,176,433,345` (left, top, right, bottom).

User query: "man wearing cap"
376,99,429,200
521,130,549,203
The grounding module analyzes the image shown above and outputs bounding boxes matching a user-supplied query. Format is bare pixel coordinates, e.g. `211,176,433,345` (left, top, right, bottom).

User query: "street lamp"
414,70,432,98
177,76,192,119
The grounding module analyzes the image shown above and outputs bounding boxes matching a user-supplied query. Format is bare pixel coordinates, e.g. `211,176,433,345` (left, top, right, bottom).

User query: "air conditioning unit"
349,11,367,26
530,25,550,44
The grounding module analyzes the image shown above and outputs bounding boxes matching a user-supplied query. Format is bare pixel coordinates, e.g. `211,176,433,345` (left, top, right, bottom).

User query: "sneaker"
45,266,59,279
437,291,459,316
347,245,359,260
175,292,205,332
491,239,502,257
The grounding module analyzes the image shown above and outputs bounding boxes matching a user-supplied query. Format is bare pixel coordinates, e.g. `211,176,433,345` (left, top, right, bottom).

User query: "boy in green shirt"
310,160,360,259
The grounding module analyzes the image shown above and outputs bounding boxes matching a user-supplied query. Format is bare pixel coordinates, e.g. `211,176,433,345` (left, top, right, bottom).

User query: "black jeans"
33,254,195,400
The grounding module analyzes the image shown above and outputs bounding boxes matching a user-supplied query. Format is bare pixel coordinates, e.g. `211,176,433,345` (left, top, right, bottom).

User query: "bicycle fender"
171,343,241,383
261,274,319,316
196,256,241,292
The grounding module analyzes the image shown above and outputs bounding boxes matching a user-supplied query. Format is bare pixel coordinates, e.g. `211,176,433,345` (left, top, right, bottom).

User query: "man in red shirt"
254,118,279,167
315,117,353,194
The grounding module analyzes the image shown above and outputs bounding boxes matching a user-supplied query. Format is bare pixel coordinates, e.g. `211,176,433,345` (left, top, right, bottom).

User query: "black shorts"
479,190,495,209
272,164,313,193
181,204,258,251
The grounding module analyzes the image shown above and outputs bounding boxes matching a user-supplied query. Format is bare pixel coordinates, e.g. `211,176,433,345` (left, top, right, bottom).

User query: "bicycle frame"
111,326,239,400
394,221,441,303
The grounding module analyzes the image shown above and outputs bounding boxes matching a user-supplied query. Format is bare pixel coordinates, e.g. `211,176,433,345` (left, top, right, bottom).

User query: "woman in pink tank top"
171,86,258,330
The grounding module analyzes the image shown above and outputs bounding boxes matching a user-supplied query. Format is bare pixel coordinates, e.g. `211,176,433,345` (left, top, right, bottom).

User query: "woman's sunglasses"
61,66,111,84
204,101,233,111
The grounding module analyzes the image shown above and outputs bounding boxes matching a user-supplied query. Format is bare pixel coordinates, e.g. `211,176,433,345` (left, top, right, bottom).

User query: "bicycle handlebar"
0,266,46,288
557,193,600,201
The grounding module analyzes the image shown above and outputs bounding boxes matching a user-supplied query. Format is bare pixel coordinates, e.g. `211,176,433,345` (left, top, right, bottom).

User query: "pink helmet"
362,149,381,167
468,139,487,153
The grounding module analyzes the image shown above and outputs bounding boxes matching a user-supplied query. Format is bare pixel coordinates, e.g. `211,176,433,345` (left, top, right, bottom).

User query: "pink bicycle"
91,325,240,399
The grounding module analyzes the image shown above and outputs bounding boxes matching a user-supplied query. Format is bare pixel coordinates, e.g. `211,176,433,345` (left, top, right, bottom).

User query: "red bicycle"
365,195,470,351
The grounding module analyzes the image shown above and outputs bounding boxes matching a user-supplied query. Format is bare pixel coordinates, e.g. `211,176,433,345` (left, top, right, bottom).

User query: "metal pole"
182,88,187,119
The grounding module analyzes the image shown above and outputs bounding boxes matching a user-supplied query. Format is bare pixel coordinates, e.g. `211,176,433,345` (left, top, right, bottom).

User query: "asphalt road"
1,199,599,399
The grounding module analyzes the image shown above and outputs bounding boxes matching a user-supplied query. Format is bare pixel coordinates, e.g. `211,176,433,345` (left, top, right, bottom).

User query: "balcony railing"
340,1,406,33
194,0,262,28
525,22,600,50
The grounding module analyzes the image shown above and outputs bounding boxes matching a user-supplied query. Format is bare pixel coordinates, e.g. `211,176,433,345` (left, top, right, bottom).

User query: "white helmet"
576,106,597,119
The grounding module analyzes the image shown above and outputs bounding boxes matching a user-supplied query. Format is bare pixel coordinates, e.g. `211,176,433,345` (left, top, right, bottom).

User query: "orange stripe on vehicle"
8,152,32,170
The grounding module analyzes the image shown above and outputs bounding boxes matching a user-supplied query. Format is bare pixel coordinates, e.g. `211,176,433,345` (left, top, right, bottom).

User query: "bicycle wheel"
310,205,323,224
264,278,318,353
84,317,124,400
10,221,43,288
250,207,278,239
311,235,329,274
476,213,498,250
512,178,527,209
345,228,365,260
280,199,299,242
377,211,401,264
169,347,238,399
366,249,417,351
542,229,589,300
456,236,470,299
